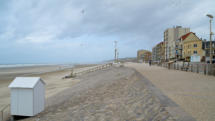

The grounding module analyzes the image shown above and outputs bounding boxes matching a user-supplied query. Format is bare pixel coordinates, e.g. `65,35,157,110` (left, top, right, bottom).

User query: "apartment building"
137,50,151,62
152,46,158,63
152,41,165,63
164,26,190,61
182,32,205,62
202,40,215,63
143,51,152,62
175,38,183,60
157,41,165,62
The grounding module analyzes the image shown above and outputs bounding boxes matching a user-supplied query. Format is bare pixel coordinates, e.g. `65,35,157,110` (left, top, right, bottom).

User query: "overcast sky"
0,0,214,64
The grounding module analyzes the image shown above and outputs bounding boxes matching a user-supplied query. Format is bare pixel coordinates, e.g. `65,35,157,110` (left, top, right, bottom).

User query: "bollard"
174,64,175,70
10,115,14,121
204,64,206,75
191,64,193,72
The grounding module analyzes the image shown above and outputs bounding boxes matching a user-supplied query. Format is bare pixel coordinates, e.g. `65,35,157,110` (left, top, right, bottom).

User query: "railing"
0,104,10,121
77,63,110,75
74,63,112,76
63,63,113,79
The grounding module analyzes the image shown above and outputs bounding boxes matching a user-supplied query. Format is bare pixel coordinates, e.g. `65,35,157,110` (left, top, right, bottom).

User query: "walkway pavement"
125,62,215,121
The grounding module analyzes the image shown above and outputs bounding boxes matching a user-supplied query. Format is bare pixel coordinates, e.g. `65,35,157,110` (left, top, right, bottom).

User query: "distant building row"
152,26,215,63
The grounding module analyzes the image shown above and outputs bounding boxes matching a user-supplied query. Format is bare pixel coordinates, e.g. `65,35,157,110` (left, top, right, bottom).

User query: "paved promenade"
125,62,215,121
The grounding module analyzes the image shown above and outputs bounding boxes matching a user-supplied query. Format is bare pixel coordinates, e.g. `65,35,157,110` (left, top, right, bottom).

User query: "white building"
9,77,46,116
164,26,190,61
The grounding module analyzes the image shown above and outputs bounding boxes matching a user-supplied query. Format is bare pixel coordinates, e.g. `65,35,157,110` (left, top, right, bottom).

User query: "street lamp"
114,41,118,63
206,14,213,64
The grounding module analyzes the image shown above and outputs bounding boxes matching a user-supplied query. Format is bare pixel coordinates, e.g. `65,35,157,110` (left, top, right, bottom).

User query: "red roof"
180,32,193,40
158,41,164,45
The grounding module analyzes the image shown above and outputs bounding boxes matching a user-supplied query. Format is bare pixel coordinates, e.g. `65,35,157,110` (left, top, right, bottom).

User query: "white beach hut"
8,77,45,116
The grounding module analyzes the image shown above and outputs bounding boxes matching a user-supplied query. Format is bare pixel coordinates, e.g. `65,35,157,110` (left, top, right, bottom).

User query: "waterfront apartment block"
152,42,165,63
202,40,215,63
137,50,152,62
144,51,152,62
175,38,183,60
182,32,205,62
152,46,158,63
137,50,147,60
164,26,190,61
157,42,165,62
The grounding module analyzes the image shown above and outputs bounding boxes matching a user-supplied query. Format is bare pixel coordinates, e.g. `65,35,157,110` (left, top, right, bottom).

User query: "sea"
0,63,75,76
0,63,75,69
0,64,53,68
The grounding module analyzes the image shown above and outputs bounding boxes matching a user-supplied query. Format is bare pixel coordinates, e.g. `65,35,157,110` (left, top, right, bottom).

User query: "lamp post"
206,14,213,64
114,41,118,63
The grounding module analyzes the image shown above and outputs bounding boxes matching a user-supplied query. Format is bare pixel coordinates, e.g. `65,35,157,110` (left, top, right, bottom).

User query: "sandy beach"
0,64,96,110
0,65,62,109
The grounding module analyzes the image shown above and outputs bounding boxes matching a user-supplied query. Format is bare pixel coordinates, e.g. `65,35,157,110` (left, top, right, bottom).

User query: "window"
188,45,191,48
194,44,197,48
206,50,209,55
193,51,197,54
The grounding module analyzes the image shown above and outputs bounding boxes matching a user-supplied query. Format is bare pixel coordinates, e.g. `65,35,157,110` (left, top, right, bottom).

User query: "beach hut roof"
9,77,45,88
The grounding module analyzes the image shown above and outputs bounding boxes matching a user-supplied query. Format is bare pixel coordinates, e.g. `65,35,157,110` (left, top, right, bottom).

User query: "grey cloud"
0,0,214,63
